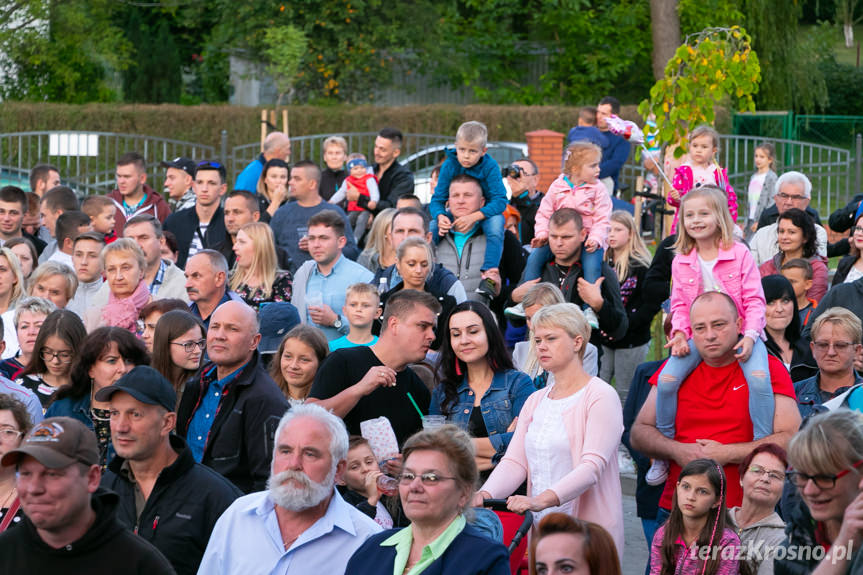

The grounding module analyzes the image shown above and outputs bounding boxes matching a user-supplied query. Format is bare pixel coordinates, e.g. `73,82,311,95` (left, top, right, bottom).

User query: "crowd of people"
0,96,862,575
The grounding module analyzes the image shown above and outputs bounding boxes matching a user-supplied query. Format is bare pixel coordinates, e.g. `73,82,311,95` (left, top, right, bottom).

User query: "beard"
267,466,336,512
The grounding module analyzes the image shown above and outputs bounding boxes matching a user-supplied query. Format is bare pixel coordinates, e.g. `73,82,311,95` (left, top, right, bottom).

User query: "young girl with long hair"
151,310,206,407
647,187,769,486
747,142,777,234
601,210,653,397
255,158,289,222
649,459,741,575
230,222,293,309
668,125,738,234
520,140,613,328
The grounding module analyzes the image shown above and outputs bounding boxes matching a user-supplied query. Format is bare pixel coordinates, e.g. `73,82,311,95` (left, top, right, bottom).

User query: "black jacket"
176,350,289,493
538,258,628,347
639,233,675,324
758,204,822,228
832,254,859,286
320,167,347,201
803,276,863,340
101,435,242,575
603,260,651,348
374,161,415,211
774,495,820,575
0,488,175,574
164,205,228,269
509,190,543,245
829,193,863,233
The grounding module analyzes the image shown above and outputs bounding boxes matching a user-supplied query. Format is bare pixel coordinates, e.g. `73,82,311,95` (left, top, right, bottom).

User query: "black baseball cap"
94,365,177,412
159,157,196,176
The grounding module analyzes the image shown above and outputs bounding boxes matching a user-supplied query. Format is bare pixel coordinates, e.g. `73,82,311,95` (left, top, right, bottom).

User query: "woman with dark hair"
151,310,205,406
255,158,289,222
45,327,149,468
758,208,827,302
532,513,622,575
269,324,328,405
761,275,815,382
833,212,863,285
730,444,787,575
17,309,86,409
137,298,189,353
431,301,533,477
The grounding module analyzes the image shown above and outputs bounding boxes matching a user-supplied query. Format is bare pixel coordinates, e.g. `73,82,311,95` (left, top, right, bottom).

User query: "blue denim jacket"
429,369,534,463
45,393,116,465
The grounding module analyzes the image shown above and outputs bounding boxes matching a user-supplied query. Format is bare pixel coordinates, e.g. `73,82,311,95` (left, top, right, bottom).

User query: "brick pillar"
525,129,565,194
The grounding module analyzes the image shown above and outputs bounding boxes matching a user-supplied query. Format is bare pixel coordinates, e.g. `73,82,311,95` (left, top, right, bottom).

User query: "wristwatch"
333,317,343,329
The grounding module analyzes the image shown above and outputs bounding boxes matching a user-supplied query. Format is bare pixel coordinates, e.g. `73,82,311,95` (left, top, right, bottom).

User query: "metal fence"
0,131,216,195
618,134,852,220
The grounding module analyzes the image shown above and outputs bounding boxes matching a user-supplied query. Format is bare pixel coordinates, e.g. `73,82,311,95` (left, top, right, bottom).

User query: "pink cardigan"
480,377,624,561
670,241,766,340
534,175,612,250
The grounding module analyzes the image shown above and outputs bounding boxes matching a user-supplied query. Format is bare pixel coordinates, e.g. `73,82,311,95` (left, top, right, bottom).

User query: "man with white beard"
197,404,382,574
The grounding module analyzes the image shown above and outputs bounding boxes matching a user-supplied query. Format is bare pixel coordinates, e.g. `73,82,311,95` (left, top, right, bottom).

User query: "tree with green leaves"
639,26,761,154
262,25,307,107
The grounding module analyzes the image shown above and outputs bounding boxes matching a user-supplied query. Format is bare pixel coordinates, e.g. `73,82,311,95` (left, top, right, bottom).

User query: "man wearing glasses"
164,160,228,269
751,171,829,265
506,158,542,246
198,404,381,574
796,309,863,419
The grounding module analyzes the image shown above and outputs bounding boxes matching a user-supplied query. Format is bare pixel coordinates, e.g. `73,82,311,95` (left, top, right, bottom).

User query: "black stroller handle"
482,498,534,554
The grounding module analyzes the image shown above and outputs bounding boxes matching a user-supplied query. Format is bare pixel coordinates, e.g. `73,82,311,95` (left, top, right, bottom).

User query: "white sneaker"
583,307,599,329
618,449,637,475
645,459,669,486
504,302,526,319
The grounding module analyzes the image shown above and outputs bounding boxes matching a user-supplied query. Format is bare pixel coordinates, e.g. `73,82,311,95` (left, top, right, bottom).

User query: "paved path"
622,489,651,574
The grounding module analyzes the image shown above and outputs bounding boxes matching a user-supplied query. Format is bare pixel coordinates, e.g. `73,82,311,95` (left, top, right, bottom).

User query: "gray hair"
29,261,78,300
273,403,349,465
100,238,146,273
13,297,57,328
775,171,812,199
189,249,229,276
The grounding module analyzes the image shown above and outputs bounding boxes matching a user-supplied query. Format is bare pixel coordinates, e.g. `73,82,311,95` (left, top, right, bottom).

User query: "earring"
455,359,462,376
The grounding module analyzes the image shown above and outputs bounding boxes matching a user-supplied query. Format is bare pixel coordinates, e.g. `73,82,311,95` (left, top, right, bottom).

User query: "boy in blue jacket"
430,121,506,294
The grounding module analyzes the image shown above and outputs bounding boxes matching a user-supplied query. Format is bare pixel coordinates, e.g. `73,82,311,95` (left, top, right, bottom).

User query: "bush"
0,102,648,147
819,59,863,116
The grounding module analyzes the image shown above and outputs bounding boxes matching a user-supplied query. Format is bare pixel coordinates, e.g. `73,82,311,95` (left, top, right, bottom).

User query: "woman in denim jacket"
431,301,533,478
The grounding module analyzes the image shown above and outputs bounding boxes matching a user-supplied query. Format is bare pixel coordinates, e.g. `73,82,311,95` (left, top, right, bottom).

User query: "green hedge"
0,102,648,147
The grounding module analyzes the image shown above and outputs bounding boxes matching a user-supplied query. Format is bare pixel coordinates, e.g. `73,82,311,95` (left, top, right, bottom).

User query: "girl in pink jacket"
646,186,770,487
521,141,613,328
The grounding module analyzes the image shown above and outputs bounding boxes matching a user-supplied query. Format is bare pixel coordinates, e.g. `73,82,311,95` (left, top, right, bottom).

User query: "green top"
381,515,466,575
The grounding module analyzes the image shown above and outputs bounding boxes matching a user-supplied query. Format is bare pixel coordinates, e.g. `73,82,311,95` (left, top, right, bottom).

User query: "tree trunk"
650,0,681,81
845,23,855,48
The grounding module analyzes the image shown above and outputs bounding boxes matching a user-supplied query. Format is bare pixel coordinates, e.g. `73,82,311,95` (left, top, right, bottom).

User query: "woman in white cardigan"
473,302,625,561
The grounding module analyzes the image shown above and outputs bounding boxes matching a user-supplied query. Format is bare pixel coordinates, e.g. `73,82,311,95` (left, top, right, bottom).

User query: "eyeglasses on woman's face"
41,348,73,364
746,464,784,482
786,459,863,490
171,339,207,354
397,472,457,486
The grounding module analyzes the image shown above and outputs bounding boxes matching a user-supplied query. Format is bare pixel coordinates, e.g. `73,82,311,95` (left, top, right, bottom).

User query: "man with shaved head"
177,300,289,493
631,291,801,512
235,132,292,193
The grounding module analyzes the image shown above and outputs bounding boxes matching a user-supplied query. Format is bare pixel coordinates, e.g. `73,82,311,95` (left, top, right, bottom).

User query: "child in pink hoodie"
519,141,612,328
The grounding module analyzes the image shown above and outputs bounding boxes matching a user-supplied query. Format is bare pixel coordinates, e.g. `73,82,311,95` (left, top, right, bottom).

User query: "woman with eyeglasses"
151,310,206,409
0,395,32,532
776,409,863,574
346,424,510,575
833,213,863,286
46,327,149,468
17,310,85,410
729,444,787,575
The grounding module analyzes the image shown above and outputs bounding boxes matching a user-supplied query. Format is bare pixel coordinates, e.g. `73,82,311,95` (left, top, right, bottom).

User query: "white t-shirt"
748,172,767,219
697,254,722,292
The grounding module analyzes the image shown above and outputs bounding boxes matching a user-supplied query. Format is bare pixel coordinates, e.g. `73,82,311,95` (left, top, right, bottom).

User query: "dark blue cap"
94,365,177,412
258,302,301,354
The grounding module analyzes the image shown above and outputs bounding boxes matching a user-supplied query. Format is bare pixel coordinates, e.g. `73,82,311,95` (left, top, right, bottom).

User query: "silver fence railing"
0,131,216,195
618,134,852,220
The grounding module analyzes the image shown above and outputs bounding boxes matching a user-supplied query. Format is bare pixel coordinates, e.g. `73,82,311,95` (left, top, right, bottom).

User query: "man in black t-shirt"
309,290,441,454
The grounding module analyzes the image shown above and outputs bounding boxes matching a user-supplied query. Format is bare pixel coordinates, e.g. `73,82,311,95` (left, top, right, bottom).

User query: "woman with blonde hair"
85,239,150,333
776,409,863,574
476,303,625,563
512,282,597,388
0,246,26,358
358,207,396,274
230,222,292,309
601,210,653,398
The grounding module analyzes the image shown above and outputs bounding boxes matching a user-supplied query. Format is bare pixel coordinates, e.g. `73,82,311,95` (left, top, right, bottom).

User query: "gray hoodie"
729,507,786,575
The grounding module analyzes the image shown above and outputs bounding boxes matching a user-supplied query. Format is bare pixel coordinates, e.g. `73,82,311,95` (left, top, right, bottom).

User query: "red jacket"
108,185,171,236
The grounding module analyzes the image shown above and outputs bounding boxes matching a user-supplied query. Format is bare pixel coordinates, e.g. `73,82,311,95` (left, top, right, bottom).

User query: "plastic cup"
376,474,398,496
306,292,323,309
421,415,446,430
